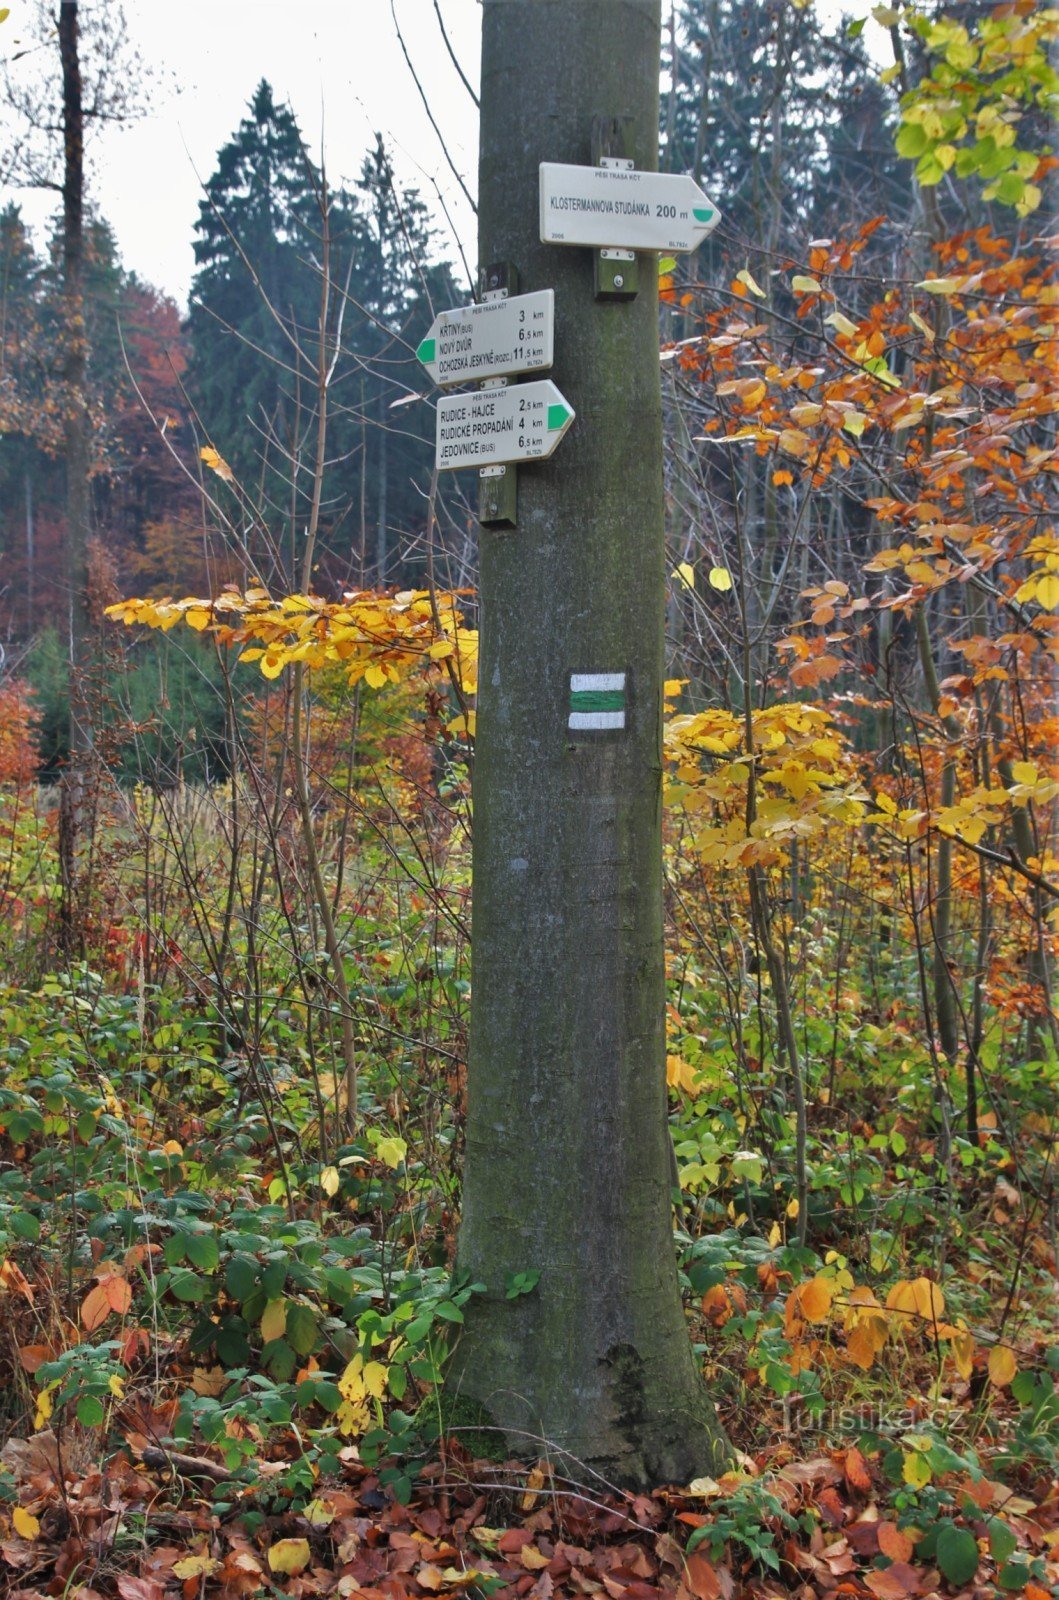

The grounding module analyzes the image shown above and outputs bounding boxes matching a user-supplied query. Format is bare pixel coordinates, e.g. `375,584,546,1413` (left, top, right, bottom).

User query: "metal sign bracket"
478,262,520,527
591,118,639,302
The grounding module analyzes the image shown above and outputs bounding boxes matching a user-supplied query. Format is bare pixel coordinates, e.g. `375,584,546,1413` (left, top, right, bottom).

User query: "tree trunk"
450,0,730,1489
58,0,91,955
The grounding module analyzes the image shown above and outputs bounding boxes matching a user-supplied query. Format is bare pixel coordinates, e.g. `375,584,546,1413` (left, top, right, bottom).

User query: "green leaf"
186,1232,219,1272
313,1380,342,1412
225,1255,259,1303
433,1300,465,1322
169,1268,206,1303
77,1394,105,1427
991,171,1025,206
164,1231,189,1267
285,1302,318,1357
936,1525,979,1586
997,1562,1032,1591
896,122,928,159
847,17,866,37
262,1337,296,1381
11,1211,40,1242
988,1519,1017,1565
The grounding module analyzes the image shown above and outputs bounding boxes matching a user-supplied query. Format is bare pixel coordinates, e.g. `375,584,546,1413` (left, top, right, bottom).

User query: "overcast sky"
1,1,883,311
1,0,483,308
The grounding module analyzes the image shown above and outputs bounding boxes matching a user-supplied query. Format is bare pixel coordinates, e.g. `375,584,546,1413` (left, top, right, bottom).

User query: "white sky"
0,0,484,308
1,0,884,311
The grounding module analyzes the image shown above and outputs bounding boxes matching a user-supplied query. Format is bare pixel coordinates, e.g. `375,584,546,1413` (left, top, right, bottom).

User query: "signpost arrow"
539,162,720,253
435,379,574,472
417,289,555,388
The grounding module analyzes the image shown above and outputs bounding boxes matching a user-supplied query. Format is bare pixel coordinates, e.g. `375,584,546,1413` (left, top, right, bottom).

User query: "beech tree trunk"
449,0,730,1488
58,0,91,954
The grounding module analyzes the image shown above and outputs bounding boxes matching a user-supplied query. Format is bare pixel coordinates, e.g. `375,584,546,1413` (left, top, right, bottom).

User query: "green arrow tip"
693,207,714,224
547,403,573,431
417,337,436,366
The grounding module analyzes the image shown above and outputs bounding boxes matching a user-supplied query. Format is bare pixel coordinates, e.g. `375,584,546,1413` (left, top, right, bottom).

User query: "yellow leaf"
667,1054,702,1096
428,639,454,659
736,267,766,298
260,1298,287,1343
173,1552,221,1579
1034,573,1059,609
673,561,696,590
1010,761,1039,786
786,1197,800,1219
911,1277,945,1324
33,1387,54,1430
988,1345,1018,1387
709,566,733,592
951,1329,975,1380
259,651,285,680
799,1277,833,1322
363,1360,388,1399
902,1450,932,1488
825,311,858,338
12,1507,40,1540
916,276,962,295
364,662,388,689
184,607,211,632
841,411,867,438
268,1538,311,1576
320,1165,340,1197
304,1498,335,1527
200,445,234,482
374,1135,407,1170
792,275,822,294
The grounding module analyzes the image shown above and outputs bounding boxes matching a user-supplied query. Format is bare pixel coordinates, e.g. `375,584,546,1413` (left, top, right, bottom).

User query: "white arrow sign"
539,163,720,253
436,380,575,472
417,290,554,388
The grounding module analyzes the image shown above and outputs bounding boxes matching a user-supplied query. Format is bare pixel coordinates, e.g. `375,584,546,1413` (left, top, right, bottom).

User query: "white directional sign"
539,163,720,253
436,380,574,472
417,290,554,388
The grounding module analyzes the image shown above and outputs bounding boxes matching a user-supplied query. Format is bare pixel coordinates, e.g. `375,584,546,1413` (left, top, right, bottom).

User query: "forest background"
0,2,1056,1599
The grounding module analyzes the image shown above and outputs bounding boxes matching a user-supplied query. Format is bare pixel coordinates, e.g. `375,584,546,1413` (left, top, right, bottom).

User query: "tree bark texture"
58,0,91,953
450,0,730,1488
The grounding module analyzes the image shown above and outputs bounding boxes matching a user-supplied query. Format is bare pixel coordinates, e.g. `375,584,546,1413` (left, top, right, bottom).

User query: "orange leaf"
865,1561,921,1599
846,1322,880,1370
107,1276,133,1316
878,1523,914,1564
798,1277,833,1322
81,1282,114,1332
844,1446,872,1494
18,1344,52,1373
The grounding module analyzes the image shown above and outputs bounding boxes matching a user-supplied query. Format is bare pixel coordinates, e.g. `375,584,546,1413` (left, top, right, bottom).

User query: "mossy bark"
449,0,730,1489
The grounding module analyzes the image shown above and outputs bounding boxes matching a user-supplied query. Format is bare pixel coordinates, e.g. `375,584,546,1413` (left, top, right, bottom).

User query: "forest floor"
0,784,1056,1600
